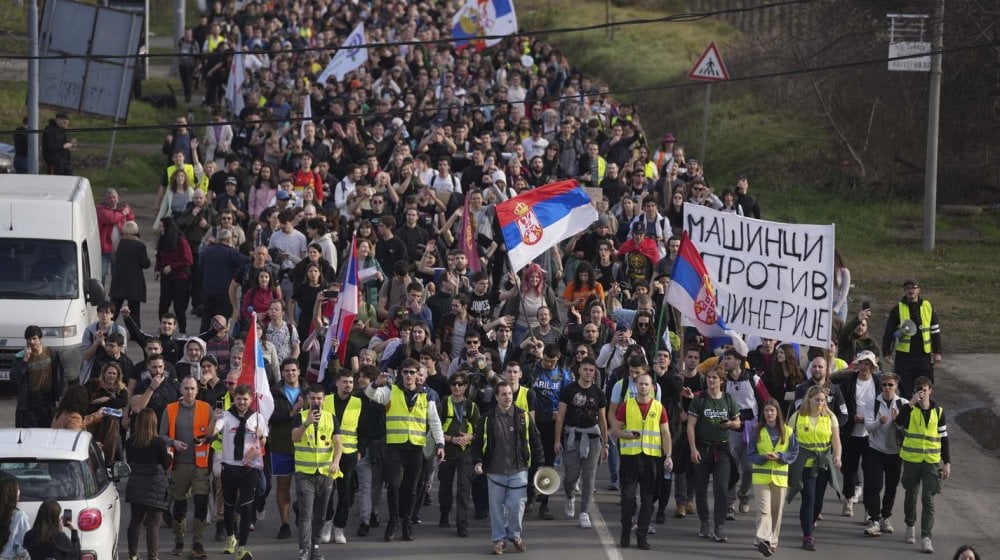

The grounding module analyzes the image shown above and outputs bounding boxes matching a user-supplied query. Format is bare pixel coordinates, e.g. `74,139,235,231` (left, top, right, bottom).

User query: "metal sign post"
687,43,730,167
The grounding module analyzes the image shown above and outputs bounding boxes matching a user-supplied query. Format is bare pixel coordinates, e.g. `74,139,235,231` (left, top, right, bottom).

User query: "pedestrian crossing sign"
688,43,730,82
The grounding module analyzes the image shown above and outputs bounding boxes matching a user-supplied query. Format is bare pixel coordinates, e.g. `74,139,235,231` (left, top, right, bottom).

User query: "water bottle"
554,454,562,468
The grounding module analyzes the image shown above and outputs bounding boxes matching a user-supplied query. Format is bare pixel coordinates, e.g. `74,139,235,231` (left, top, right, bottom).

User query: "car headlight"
40,326,78,338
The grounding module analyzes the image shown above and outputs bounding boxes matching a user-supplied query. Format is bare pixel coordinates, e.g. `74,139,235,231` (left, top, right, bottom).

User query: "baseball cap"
225,176,238,185
902,278,919,288
275,190,291,201
661,132,676,142
630,222,646,234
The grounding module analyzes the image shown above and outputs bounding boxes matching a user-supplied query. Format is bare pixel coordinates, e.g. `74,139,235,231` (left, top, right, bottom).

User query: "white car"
0,429,130,560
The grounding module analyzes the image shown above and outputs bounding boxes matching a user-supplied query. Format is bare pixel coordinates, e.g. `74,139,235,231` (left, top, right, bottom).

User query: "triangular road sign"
688,43,730,82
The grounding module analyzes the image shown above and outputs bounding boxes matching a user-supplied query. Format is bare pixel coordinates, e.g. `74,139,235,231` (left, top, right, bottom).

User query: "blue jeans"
799,467,831,538
607,435,620,484
486,471,528,543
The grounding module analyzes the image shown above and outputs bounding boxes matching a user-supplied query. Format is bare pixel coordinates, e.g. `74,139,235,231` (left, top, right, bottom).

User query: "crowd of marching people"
8,0,964,557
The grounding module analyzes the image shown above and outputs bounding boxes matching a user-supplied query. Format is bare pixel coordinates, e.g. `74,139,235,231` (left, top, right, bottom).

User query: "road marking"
589,497,623,560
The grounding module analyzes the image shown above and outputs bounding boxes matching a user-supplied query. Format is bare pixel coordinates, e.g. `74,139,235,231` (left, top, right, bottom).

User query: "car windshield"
0,460,86,501
0,239,78,299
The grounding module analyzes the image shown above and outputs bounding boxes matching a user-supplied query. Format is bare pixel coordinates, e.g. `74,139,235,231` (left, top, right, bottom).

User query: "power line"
4,39,993,137
0,0,819,61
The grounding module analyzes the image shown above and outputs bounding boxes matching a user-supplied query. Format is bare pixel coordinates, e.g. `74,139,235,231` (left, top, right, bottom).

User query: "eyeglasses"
450,381,467,387
401,369,418,375
465,340,481,346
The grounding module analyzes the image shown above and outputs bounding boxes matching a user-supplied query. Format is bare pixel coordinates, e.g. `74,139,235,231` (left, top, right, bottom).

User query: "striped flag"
458,194,481,272
319,235,359,381
238,312,274,423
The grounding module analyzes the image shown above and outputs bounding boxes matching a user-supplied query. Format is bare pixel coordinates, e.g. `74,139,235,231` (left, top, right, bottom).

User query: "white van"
0,175,105,383
0,429,129,560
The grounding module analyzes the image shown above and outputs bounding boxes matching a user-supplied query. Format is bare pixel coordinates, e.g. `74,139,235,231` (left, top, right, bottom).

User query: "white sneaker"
880,518,894,534
904,525,916,544
647,523,656,534
579,513,592,529
852,486,863,503
332,527,347,544
564,498,576,519
921,537,934,553
864,520,881,537
842,498,854,517
320,520,333,544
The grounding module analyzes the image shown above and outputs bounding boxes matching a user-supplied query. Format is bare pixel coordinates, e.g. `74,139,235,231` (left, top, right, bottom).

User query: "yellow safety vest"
386,385,428,446
294,410,336,476
896,301,933,354
166,163,196,188
899,406,942,464
323,394,362,455
794,413,832,468
620,399,663,457
442,398,473,450
751,425,793,487
513,386,529,415
206,35,223,53
210,392,232,453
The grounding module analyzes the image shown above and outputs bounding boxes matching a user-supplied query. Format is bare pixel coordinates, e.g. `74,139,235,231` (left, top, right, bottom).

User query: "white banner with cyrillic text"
683,203,835,347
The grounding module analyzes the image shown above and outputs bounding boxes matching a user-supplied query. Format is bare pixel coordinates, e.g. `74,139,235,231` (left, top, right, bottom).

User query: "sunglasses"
466,340,481,346
450,381,467,387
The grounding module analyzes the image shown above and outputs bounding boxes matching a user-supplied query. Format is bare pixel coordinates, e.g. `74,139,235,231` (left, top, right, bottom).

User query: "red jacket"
96,203,135,254
292,170,324,205
155,237,193,280
618,237,660,264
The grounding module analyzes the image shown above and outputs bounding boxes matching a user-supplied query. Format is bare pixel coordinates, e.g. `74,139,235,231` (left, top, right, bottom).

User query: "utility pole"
172,0,185,76
27,0,39,174
923,0,944,253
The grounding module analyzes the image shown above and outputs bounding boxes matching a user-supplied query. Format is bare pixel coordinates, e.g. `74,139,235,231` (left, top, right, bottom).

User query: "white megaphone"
533,466,562,496
896,319,918,338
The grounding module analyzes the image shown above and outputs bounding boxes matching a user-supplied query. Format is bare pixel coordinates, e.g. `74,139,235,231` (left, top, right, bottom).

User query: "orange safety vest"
167,401,212,468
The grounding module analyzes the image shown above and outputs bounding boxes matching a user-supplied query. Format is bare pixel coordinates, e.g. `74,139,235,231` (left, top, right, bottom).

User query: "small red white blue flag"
319,234,358,381
666,233,748,356
495,179,598,273
238,312,274,423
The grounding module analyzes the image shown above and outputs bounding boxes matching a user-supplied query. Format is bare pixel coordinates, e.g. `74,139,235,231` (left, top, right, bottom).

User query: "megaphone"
895,319,918,338
533,466,562,496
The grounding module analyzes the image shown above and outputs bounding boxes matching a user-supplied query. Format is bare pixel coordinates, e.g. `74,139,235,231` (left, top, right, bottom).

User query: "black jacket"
471,405,543,471
125,437,171,510
109,237,151,302
24,527,80,560
838,372,882,439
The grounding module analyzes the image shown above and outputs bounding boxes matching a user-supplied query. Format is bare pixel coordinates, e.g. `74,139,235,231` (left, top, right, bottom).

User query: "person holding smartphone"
23,499,80,560
291,384,343,560
895,377,951,554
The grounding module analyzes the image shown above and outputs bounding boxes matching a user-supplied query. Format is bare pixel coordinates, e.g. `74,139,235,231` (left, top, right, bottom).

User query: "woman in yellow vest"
786,385,842,552
747,398,798,557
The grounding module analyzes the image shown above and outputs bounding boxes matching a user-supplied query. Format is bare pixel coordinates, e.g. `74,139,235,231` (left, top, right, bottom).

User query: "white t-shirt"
852,377,877,438
215,410,269,468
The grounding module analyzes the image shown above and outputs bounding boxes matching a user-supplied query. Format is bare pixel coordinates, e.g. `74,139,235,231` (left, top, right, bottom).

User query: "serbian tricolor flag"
666,233,749,356
238,313,275,423
451,0,518,52
458,195,481,272
319,235,358,381
496,179,598,273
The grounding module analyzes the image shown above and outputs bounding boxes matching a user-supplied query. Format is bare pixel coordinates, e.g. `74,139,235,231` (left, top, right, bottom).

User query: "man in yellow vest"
364,358,445,542
895,376,950,554
160,376,215,559
292,384,343,560
320,370,363,544
882,279,942,398
437,370,481,537
611,373,671,550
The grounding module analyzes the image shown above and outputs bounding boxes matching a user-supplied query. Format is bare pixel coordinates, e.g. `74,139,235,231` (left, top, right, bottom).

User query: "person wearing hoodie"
175,338,207,382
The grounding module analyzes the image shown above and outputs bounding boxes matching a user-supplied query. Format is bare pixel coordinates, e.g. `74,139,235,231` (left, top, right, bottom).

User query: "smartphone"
102,407,124,418
323,290,339,299
311,404,321,413
62,509,72,525
861,301,871,311
216,399,225,410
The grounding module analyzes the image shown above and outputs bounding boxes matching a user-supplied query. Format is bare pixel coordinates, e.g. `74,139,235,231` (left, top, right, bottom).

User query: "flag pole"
505,253,537,345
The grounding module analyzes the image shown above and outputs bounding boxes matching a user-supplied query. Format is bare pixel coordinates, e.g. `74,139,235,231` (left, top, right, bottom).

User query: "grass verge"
522,0,1000,351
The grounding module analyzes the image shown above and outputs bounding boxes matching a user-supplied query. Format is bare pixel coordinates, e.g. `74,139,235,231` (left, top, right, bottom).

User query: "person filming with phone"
24,499,80,560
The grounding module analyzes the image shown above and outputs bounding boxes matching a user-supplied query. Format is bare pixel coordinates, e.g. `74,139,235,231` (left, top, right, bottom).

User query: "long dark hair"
30,499,63,546
752,398,788,446
0,478,19,548
55,385,90,417
573,262,597,290
157,216,183,252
